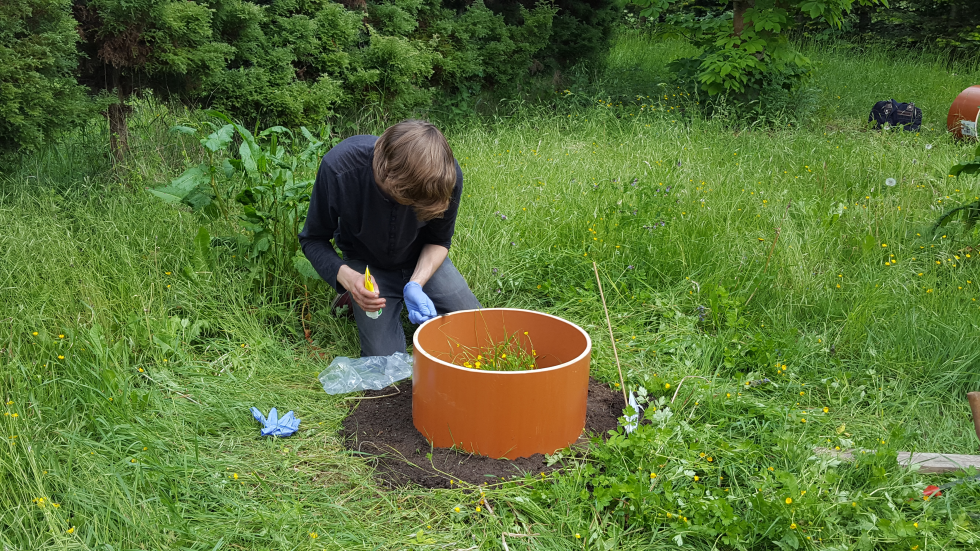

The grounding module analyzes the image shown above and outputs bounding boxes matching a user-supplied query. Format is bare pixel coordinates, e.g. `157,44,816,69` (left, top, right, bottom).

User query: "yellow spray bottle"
364,267,382,319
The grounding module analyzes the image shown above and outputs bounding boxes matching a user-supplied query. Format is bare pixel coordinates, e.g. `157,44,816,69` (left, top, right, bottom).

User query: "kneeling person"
299,120,481,356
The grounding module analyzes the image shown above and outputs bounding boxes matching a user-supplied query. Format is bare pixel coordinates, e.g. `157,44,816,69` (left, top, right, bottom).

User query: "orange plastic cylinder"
948,85,980,139
412,308,591,459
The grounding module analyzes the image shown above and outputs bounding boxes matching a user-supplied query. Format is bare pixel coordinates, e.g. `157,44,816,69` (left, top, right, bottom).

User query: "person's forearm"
410,244,448,287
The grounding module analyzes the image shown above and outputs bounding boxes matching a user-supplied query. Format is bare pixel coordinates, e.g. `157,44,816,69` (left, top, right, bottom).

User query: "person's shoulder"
453,158,463,191
322,135,378,175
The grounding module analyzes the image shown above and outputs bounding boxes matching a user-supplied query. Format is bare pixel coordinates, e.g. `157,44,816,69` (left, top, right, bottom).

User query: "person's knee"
426,259,479,311
360,333,406,356
357,312,406,356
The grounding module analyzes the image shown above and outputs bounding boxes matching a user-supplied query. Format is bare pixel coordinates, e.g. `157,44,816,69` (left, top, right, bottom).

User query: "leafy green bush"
478,0,619,69
74,0,234,160
71,0,565,158
633,0,887,103
149,111,336,293
0,0,92,152
843,1,980,58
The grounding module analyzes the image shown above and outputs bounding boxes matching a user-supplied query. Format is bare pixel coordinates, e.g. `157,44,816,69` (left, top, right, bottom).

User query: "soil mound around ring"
340,377,625,489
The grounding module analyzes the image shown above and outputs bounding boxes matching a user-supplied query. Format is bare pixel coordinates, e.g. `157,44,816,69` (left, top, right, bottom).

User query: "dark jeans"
338,257,481,356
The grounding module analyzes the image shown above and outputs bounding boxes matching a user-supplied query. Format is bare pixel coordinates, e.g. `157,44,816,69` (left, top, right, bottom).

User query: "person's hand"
403,281,436,324
337,265,385,313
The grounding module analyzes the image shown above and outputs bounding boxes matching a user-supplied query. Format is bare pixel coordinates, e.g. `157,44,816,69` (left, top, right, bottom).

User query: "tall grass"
1,35,979,549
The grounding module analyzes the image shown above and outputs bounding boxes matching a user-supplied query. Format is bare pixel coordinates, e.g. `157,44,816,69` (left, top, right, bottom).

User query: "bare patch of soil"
340,378,625,489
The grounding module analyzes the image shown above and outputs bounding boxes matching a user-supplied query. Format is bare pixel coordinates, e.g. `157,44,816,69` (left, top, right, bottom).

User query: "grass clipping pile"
341,378,624,488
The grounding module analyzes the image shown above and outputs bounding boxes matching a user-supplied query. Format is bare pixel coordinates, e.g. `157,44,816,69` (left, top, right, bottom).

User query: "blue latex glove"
403,281,436,324
250,407,300,437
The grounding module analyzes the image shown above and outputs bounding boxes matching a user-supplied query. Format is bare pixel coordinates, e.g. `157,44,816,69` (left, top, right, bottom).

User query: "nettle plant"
151,111,337,287
632,0,888,99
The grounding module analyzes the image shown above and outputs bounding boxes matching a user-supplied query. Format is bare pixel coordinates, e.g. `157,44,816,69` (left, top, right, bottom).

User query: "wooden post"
968,392,980,446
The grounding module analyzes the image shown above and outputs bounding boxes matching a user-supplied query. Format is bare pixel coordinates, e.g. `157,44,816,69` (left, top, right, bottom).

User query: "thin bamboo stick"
593,262,628,405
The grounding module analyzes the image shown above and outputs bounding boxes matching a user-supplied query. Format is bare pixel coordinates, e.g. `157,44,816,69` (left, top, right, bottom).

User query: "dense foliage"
633,0,886,101
66,0,572,157
0,0,92,152
73,0,233,159
845,0,980,57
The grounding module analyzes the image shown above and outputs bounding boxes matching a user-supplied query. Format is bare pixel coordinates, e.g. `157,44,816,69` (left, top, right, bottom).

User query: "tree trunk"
733,0,755,37
108,103,128,164
108,69,130,164
856,6,872,33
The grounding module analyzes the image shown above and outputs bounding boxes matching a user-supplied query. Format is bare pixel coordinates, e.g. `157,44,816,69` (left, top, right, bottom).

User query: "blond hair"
373,120,457,221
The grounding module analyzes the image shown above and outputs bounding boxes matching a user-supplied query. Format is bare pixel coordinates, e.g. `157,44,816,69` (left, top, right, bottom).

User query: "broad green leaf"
259,126,292,138
149,187,187,204
194,226,212,271
240,140,258,176
235,188,257,206
184,189,213,211
149,164,209,203
949,161,980,177
251,233,271,258
180,264,198,281
294,250,321,280
170,125,198,135
201,124,234,152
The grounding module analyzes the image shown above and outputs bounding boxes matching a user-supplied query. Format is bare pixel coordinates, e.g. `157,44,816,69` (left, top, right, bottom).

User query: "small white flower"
885,178,897,187
925,144,933,150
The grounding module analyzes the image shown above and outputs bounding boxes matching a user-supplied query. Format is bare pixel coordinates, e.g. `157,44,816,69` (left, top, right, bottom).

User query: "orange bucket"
948,85,980,139
412,308,591,459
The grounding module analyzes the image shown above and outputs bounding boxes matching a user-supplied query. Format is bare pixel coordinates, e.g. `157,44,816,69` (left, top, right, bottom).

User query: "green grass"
2,34,980,549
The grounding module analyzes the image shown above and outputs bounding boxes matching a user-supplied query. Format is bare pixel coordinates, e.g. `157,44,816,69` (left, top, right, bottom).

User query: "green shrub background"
0,0,92,151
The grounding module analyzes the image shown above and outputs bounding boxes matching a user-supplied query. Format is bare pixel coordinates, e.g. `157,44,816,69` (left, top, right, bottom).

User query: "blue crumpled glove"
250,407,300,437
403,281,437,324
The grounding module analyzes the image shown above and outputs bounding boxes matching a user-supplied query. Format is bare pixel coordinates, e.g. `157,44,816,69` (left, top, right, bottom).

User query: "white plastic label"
962,120,978,138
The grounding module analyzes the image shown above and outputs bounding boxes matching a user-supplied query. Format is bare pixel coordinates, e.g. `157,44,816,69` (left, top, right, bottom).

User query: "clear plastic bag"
318,352,413,394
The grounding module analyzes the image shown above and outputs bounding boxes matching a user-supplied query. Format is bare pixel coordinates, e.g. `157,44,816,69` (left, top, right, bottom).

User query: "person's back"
299,120,480,356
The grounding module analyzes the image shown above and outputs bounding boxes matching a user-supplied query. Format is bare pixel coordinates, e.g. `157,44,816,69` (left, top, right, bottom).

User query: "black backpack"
869,99,922,132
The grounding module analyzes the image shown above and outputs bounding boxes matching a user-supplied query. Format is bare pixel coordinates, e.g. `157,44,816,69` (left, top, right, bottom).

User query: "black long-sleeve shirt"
298,135,463,289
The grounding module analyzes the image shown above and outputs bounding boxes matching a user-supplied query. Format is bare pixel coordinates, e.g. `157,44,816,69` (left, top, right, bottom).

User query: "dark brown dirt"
340,378,626,489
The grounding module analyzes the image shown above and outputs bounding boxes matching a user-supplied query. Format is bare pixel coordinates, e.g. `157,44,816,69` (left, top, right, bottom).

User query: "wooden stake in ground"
969,392,980,446
593,262,628,405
